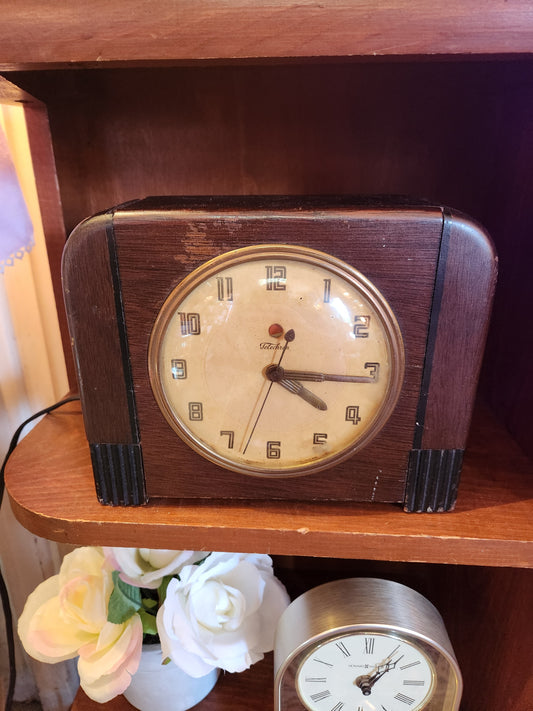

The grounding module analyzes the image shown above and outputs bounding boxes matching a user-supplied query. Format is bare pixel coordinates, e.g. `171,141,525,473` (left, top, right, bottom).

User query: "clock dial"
296,632,435,711
149,244,404,477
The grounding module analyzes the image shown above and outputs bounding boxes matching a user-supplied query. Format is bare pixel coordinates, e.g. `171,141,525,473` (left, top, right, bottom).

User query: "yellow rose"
18,547,143,702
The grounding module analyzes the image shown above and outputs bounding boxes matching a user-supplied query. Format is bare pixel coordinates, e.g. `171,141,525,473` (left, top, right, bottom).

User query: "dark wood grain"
420,211,498,450
4,399,532,568
12,63,517,238
62,213,135,443
2,14,533,711
10,60,532,456
112,202,441,503
61,199,494,505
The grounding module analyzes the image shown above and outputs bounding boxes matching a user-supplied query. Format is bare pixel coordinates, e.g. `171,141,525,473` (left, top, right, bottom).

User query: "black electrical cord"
0,395,80,711
0,567,14,711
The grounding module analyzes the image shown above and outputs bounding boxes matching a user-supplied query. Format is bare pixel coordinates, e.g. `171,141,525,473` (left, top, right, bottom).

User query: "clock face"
296,631,435,711
149,244,404,477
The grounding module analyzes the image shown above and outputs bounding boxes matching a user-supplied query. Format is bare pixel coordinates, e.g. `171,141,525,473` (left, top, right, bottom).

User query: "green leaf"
157,575,175,605
142,597,158,610
139,608,158,636
107,571,142,624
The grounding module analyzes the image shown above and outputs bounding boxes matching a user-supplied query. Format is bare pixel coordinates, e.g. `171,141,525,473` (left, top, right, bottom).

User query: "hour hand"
277,379,328,411
355,651,403,695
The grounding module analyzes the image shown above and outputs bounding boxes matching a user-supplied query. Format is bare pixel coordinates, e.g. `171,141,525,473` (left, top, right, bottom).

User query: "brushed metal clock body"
62,196,497,510
273,578,462,711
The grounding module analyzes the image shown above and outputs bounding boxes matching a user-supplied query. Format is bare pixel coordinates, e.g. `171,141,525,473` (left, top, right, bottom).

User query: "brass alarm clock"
62,196,497,510
274,578,462,711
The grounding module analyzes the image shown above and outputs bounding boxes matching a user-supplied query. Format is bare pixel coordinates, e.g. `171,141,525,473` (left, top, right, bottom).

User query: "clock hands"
242,329,295,455
263,357,328,411
264,360,378,410
355,646,404,696
265,364,379,384
356,656,402,695
276,378,327,411
242,328,329,455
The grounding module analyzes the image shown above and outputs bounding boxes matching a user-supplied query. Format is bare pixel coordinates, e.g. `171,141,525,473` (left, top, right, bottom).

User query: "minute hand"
275,366,379,384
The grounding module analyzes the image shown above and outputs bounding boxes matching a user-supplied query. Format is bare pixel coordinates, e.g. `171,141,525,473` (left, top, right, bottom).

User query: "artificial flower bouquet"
18,547,290,703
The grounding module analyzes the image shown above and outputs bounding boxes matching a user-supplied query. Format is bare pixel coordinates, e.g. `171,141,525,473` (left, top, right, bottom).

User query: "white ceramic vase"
123,645,219,711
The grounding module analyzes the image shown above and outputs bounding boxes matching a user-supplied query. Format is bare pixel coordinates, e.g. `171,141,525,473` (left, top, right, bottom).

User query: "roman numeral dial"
296,632,435,711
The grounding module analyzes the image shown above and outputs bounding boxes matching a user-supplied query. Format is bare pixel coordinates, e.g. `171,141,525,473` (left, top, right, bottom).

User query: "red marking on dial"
268,323,284,338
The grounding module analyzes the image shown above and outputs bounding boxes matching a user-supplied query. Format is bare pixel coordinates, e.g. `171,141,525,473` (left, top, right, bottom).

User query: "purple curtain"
0,124,34,273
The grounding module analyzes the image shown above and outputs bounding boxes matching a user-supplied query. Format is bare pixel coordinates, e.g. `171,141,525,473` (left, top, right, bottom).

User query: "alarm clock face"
296,631,435,711
274,578,462,711
148,244,404,477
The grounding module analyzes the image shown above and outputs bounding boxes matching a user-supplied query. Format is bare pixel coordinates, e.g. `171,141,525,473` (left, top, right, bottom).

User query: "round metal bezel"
148,244,405,477
295,629,436,711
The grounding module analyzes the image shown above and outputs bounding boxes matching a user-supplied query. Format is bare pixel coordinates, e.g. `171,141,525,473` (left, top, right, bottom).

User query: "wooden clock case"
62,196,497,511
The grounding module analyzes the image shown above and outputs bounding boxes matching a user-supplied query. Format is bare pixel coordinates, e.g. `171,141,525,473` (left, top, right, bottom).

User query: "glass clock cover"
296,631,435,711
149,245,404,477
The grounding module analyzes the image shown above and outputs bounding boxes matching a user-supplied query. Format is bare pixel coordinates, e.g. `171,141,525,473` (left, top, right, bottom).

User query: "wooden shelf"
1,0,533,70
71,655,273,711
3,13,533,711
5,399,532,568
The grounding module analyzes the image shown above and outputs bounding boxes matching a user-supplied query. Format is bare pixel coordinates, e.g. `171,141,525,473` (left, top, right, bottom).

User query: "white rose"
104,548,206,589
156,552,290,677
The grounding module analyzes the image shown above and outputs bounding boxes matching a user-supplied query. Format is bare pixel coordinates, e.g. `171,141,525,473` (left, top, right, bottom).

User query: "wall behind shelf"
2,57,532,711
7,56,533,456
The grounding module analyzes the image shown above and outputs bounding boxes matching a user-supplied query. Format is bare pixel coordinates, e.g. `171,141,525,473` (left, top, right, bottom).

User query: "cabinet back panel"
10,58,533,455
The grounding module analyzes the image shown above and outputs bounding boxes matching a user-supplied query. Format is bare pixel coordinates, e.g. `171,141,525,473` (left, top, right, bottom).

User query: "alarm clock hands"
355,645,404,696
264,358,379,410
242,329,328,455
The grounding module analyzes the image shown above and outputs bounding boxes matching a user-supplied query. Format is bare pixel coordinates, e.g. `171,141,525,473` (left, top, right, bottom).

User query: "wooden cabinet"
2,2,532,709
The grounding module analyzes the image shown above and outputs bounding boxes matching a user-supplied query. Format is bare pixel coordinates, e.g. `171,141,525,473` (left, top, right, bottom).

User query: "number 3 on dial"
149,244,404,477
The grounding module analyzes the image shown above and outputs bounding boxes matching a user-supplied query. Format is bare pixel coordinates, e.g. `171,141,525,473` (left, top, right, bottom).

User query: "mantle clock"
62,196,497,511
